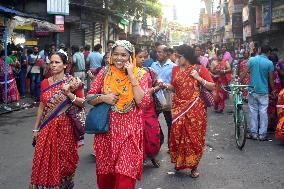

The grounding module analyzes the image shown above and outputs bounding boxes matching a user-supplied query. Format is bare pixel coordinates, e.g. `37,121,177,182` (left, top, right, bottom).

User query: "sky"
160,0,206,26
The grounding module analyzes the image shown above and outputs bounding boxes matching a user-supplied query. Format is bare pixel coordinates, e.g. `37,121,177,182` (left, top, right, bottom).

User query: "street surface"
1,100,284,189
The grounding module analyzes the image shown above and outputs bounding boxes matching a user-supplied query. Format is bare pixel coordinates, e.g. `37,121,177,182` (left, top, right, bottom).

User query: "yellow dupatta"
104,40,146,113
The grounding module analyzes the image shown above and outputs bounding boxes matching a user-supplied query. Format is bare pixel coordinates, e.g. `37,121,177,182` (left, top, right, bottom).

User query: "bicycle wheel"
235,106,247,150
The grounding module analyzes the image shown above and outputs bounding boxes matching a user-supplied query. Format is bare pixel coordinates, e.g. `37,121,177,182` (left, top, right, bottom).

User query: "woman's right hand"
158,81,166,89
102,93,119,105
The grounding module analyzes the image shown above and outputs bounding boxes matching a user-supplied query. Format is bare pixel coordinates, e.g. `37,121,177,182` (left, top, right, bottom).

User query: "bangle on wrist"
33,129,39,132
153,87,156,93
203,80,207,86
71,94,77,103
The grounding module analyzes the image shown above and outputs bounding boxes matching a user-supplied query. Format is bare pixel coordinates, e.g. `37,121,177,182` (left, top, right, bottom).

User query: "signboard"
272,4,284,23
263,4,271,26
242,5,249,22
225,25,233,39
35,26,50,36
211,13,217,27
256,5,262,28
233,0,244,13
15,24,34,31
55,15,64,32
243,25,251,38
232,13,243,33
170,26,196,32
25,39,38,46
203,14,209,27
47,0,69,15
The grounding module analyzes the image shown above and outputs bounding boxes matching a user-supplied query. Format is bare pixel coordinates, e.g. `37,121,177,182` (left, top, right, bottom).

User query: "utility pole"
104,0,110,52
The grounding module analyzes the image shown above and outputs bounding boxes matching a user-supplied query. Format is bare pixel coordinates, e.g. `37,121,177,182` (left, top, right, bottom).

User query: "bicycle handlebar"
228,84,254,88
222,84,254,94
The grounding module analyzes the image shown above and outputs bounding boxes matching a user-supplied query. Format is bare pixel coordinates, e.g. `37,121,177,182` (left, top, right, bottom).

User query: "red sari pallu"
0,57,20,102
29,75,84,189
239,59,250,100
213,60,231,112
275,89,284,141
268,70,282,130
143,68,161,160
169,65,214,170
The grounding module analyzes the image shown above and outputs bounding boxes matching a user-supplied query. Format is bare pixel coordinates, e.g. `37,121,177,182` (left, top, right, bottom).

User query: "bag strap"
87,66,108,104
172,97,199,124
29,55,39,69
194,64,207,92
147,67,154,86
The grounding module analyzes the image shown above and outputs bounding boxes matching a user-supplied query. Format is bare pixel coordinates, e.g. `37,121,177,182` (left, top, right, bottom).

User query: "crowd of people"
1,39,284,189
0,41,112,105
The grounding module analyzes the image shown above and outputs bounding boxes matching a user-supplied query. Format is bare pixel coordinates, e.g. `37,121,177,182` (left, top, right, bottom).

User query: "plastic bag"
155,90,167,107
163,90,173,111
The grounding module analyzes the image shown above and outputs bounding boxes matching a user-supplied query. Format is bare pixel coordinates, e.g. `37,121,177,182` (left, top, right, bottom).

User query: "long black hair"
135,47,143,55
176,44,199,65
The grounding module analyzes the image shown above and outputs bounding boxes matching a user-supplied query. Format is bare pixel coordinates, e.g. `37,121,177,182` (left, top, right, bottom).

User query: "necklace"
52,76,63,83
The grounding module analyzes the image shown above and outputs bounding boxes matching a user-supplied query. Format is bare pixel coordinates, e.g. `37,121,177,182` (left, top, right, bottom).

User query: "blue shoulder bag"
85,67,111,134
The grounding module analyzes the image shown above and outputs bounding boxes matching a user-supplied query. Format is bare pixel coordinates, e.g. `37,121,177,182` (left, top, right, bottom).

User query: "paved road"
0,101,284,189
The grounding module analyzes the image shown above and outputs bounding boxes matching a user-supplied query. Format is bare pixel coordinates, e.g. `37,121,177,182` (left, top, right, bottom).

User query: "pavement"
0,99,284,189
0,97,34,115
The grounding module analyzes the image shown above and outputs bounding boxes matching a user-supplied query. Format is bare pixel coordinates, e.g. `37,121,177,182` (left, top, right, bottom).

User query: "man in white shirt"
28,46,42,103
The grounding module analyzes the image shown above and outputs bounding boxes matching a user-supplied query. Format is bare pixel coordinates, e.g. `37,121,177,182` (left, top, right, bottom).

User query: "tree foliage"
109,0,162,18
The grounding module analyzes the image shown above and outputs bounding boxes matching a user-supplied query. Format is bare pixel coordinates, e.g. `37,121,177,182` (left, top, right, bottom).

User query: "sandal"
151,159,160,168
190,168,200,178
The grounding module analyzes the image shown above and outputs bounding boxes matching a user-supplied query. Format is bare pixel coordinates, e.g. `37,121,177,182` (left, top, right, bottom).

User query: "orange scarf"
104,52,146,113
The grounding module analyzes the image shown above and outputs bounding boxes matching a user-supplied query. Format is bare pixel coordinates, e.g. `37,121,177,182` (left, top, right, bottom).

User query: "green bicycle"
225,83,253,150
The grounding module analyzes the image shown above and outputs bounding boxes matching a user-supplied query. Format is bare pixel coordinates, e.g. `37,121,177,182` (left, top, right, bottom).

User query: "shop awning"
0,5,58,31
15,24,34,31
13,16,59,31
0,5,28,17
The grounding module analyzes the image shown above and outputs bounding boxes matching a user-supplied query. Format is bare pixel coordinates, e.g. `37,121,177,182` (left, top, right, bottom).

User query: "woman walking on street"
162,45,215,177
0,50,20,103
210,50,231,113
136,47,162,168
87,40,150,189
29,52,85,189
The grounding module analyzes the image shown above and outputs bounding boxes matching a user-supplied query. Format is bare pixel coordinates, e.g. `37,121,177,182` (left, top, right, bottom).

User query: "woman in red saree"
210,50,232,113
136,47,161,168
239,51,250,100
87,40,150,189
0,50,20,103
275,89,284,141
267,61,282,131
29,52,85,189
162,45,215,178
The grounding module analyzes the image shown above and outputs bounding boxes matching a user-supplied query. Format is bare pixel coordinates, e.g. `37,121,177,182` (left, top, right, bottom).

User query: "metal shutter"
70,24,84,47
